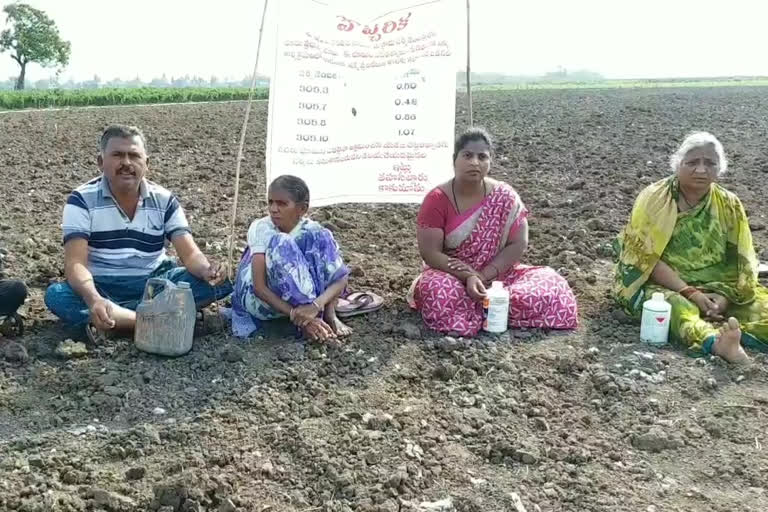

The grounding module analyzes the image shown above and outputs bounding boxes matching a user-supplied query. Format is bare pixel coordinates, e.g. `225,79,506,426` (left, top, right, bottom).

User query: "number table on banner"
266,0,460,206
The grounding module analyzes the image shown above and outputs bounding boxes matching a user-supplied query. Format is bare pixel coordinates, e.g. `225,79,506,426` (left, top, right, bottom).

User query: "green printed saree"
613,176,768,354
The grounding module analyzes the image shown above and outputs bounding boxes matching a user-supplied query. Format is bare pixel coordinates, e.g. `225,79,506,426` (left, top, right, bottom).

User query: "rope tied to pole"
226,0,270,281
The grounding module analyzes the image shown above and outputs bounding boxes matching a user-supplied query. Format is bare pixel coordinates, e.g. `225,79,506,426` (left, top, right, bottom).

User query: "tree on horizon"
0,3,71,90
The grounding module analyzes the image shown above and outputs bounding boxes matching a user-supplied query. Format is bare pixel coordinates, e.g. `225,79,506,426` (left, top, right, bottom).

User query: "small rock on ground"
220,345,244,363
219,498,238,512
91,488,136,510
55,339,88,359
125,467,146,481
632,427,684,453
396,322,421,339
261,460,275,476
418,497,454,511
3,341,29,363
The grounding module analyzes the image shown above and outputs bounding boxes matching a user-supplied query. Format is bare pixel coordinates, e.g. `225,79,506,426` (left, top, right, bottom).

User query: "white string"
227,0,270,281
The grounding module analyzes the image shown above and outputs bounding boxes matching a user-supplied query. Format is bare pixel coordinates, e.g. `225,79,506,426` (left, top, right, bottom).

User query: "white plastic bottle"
640,292,671,346
483,281,510,333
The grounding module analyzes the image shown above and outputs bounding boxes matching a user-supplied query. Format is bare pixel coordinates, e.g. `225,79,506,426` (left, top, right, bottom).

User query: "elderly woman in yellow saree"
614,131,767,363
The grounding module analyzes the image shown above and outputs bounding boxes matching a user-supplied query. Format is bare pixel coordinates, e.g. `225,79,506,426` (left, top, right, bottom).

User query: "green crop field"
2,78,768,111
0,87,268,110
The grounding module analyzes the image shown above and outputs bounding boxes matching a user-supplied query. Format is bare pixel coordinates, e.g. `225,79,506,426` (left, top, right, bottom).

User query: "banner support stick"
227,0,269,281
466,0,473,126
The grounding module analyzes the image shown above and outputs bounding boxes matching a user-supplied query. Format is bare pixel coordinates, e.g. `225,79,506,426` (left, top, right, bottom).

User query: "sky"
1,0,767,83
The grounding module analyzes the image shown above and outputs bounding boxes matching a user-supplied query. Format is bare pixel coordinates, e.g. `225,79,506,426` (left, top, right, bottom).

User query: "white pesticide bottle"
640,292,672,346
483,281,510,333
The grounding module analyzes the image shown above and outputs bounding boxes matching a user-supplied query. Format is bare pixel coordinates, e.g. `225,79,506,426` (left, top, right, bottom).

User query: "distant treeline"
0,74,270,91
5,69,766,92
456,69,604,85
456,71,768,88
2,70,606,91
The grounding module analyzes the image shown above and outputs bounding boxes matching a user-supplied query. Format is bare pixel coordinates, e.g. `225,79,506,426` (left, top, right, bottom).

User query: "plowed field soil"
1,87,767,512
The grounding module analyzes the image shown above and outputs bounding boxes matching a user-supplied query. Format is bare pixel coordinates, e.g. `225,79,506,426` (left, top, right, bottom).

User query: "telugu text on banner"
266,0,460,206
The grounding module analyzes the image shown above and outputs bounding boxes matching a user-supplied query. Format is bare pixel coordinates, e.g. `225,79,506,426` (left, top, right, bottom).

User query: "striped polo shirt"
62,176,191,276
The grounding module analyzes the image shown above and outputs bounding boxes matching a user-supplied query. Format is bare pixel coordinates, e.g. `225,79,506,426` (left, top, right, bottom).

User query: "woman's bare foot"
301,318,337,343
324,310,353,337
712,317,750,364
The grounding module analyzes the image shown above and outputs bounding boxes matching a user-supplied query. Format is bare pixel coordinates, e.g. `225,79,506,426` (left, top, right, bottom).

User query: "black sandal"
85,323,110,345
0,312,24,337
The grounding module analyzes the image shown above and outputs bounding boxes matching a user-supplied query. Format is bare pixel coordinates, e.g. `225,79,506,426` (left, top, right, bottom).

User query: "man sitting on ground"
45,124,232,342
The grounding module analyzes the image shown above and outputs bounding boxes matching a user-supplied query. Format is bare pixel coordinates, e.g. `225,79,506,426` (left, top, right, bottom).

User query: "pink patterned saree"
408,183,579,336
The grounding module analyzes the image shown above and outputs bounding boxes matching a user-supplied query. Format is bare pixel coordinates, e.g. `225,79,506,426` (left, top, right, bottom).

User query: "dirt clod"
3,341,28,363
437,336,460,353
261,460,275,477
220,344,244,363
126,466,146,481
92,488,137,511
396,322,421,339
632,427,684,453
434,362,458,381
218,498,238,512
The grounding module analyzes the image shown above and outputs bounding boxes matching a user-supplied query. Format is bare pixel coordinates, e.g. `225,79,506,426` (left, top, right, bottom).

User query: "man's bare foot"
324,311,353,337
712,317,750,364
301,318,337,343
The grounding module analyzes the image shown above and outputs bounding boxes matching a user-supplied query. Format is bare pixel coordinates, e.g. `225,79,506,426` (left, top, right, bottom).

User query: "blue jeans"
44,260,233,327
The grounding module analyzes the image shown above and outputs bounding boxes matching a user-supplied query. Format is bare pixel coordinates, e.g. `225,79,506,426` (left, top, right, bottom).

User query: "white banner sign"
266,0,460,206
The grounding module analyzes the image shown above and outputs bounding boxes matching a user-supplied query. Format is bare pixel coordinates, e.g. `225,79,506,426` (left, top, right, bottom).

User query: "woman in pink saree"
408,128,579,336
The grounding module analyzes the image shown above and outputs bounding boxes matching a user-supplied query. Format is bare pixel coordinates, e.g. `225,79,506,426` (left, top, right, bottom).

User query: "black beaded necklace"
452,177,487,214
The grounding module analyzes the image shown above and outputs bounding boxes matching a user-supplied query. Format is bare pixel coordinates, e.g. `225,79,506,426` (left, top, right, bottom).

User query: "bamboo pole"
466,0,473,126
227,0,270,281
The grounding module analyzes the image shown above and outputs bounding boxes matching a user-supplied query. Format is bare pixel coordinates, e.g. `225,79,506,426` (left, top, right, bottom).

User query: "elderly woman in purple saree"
230,176,351,342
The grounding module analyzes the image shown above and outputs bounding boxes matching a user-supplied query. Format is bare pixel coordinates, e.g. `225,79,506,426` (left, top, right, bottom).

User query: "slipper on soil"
336,293,375,315
85,323,110,345
336,291,384,318
0,312,24,337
